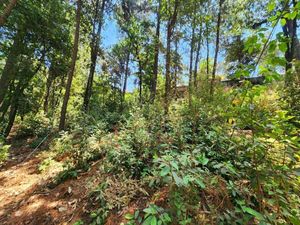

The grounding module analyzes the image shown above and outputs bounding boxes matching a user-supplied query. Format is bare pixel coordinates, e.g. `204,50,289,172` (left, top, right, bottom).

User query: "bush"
0,137,9,165
16,112,51,138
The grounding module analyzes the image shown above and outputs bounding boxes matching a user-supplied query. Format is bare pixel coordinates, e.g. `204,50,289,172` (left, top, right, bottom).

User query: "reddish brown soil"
0,134,100,225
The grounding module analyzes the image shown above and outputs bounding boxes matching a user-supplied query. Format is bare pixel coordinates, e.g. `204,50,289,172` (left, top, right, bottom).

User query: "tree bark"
43,67,54,114
210,0,224,96
194,25,203,89
206,22,210,77
0,0,17,27
83,0,106,111
0,31,23,106
282,0,300,72
122,51,130,106
174,38,179,98
138,60,143,104
121,55,130,111
189,23,195,93
59,0,81,130
4,84,21,137
150,0,161,103
165,0,179,113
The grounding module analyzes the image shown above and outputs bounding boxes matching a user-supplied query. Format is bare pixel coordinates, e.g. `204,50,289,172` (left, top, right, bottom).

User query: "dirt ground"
0,133,101,225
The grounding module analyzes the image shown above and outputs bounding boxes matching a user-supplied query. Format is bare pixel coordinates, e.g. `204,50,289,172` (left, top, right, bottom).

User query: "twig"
22,131,51,162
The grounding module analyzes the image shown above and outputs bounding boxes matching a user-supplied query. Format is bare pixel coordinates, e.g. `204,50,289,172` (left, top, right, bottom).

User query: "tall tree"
206,21,210,77
188,6,196,97
193,24,203,88
83,0,106,111
282,0,300,73
164,0,179,113
150,0,162,103
210,0,224,96
59,0,82,130
0,31,24,106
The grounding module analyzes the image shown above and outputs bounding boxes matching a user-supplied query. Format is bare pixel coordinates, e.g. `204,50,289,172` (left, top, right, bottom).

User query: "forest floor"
0,129,231,225
0,130,105,225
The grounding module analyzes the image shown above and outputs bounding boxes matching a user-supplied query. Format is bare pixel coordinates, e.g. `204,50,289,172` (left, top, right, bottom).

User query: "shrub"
0,137,9,165
16,112,51,138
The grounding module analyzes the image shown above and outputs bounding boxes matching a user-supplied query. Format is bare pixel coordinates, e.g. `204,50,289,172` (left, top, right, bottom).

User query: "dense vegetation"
0,0,300,224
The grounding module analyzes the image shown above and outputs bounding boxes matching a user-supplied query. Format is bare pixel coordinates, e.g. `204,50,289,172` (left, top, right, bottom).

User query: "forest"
0,0,300,224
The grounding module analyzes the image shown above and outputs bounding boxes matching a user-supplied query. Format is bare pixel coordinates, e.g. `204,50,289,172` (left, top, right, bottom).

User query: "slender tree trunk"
83,0,106,111
210,0,223,96
206,22,210,78
138,60,143,104
43,67,54,114
282,0,300,71
4,101,17,137
0,31,23,106
122,51,130,102
194,25,202,89
165,0,179,113
0,0,17,27
0,85,13,122
189,24,195,92
150,0,162,103
174,38,178,99
2,48,45,135
4,84,21,137
165,25,172,112
59,0,81,131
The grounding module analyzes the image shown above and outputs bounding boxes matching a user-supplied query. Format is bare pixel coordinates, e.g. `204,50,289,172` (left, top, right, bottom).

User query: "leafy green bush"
0,137,9,165
103,110,152,178
16,112,51,138
51,120,107,169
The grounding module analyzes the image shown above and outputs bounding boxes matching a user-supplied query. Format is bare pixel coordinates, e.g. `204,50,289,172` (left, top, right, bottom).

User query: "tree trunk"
210,0,223,96
206,22,210,78
0,0,17,27
43,67,54,114
165,0,179,113
150,0,161,103
3,84,22,137
194,25,202,89
83,0,106,111
122,51,130,108
138,60,143,104
0,31,23,106
282,0,300,72
0,85,13,122
4,100,17,137
189,24,195,93
174,38,178,99
59,0,82,131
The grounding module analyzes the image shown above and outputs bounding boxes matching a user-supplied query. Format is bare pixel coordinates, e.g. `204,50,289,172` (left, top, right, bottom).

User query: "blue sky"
100,14,286,92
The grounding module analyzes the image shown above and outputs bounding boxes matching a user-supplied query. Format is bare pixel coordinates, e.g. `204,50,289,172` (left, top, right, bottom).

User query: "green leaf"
160,166,170,177
172,171,183,186
90,212,97,218
279,42,288,52
142,216,156,225
290,11,298,20
134,210,140,219
268,40,276,52
124,213,134,220
170,161,179,170
195,178,206,189
267,2,276,12
280,18,286,26
143,207,156,215
242,207,264,220
151,216,157,225
290,215,300,225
